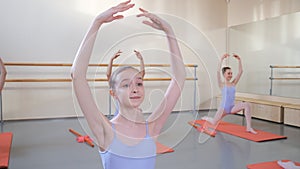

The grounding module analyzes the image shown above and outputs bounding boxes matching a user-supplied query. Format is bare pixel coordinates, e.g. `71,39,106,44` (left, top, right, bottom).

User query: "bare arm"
0,58,7,92
232,54,243,85
217,54,228,89
106,50,122,81
137,8,186,135
71,1,134,149
134,50,145,78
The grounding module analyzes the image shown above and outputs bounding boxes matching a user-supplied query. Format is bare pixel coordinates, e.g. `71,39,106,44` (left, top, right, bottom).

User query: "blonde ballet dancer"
71,1,186,168
202,53,257,134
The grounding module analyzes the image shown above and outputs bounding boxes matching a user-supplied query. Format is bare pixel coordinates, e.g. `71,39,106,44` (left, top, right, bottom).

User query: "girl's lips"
130,96,141,99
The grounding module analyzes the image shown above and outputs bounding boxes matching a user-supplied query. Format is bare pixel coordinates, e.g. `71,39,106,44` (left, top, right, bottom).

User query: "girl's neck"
224,80,233,86
117,107,145,124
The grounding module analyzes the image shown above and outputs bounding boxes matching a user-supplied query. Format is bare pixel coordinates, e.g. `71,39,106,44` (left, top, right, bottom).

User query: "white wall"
0,0,227,120
228,0,300,26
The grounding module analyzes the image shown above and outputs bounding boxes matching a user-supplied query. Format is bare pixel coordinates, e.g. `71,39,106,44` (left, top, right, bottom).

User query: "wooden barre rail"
4,62,199,116
270,65,300,68
269,65,300,95
269,77,300,80
5,77,196,83
4,62,197,67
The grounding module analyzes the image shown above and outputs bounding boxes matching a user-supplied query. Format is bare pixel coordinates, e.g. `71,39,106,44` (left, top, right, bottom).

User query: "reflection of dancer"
71,1,186,169
106,50,145,117
277,160,300,169
202,53,257,134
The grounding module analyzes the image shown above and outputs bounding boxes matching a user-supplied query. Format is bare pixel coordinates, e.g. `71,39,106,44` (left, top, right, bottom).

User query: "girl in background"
202,53,257,134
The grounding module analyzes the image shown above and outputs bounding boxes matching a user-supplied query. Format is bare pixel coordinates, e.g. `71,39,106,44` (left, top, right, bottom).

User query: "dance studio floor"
2,111,300,169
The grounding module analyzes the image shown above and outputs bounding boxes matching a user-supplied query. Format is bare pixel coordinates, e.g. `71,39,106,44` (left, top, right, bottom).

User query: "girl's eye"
122,84,129,88
137,83,143,86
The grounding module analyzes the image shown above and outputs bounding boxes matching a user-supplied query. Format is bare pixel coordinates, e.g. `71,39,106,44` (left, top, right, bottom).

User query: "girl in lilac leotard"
220,86,236,114
202,53,257,134
71,2,186,169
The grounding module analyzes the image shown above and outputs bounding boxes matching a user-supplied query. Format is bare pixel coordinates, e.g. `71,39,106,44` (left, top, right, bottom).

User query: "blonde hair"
109,66,139,90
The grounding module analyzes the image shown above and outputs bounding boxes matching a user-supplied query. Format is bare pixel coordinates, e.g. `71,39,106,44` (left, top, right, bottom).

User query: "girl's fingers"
137,13,147,18
137,8,150,17
119,0,131,5
114,1,134,12
139,7,148,13
113,15,124,20
142,21,155,27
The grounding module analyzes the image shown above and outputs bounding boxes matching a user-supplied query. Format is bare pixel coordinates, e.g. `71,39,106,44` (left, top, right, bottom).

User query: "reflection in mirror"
228,12,300,98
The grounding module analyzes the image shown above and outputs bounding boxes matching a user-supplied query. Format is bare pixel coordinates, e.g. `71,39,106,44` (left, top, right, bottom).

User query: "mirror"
228,12,300,98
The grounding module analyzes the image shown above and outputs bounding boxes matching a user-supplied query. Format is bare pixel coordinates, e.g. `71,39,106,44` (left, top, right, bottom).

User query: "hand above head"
134,50,143,60
134,50,145,77
232,53,241,60
112,50,122,60
95,0,134,24
137,8,171,33
221,53,230,60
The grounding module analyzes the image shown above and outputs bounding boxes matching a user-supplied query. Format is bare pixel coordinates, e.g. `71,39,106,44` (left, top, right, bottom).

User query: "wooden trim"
283,104,300,110
270,78,300,80
235,96,283,107
5,77,196,83
270,65,300,68
4,62,197,67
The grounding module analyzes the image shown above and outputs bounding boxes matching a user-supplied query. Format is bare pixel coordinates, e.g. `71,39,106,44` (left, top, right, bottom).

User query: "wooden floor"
1,111,300,169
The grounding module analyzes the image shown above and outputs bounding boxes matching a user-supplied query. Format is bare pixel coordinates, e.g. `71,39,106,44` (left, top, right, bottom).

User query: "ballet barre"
4,62,198,118
4,62,196,67
5,77,196,83
269,65,300,95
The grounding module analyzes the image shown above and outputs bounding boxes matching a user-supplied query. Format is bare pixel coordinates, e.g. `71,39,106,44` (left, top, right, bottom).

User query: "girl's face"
223,69,233,82
114,68,145,109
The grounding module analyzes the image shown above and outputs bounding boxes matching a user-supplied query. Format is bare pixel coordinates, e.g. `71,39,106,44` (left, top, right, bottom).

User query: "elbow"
106,73,110,80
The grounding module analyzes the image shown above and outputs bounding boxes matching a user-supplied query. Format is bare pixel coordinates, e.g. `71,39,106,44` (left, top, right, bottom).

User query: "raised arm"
217,54,228,89
137,8,186,134
107,50,122,81
0,58,7,92
71,1,134,149
232,54,243,85
134,50,145,78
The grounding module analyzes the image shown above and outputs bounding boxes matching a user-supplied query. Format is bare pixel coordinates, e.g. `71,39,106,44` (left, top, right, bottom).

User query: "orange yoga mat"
190,120,287,142
247,160,300,169
0,132,13,169
156,142,174,154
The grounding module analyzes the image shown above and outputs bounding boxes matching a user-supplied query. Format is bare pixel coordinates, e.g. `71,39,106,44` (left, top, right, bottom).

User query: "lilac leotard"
99,122,156,169
220,86,236,114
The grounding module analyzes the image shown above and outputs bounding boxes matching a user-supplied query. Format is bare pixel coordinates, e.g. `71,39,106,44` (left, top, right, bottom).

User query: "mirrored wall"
228,12,300,98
